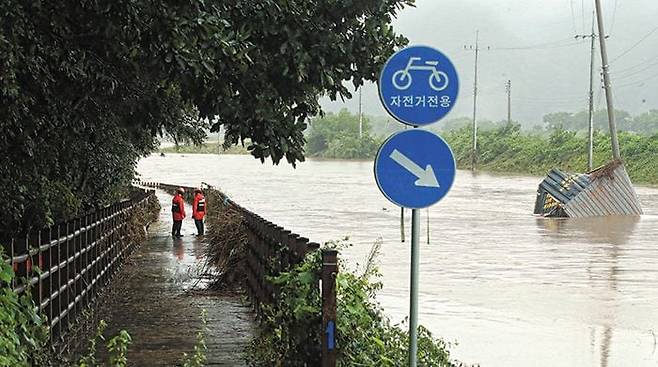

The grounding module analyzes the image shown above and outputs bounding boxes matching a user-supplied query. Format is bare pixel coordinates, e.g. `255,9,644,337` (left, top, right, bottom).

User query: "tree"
306,108,381,159
0,0,413,234
542,109,632,132
630,109,658,134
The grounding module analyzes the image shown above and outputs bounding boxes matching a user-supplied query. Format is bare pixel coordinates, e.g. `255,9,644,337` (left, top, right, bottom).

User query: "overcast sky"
321,0,658,127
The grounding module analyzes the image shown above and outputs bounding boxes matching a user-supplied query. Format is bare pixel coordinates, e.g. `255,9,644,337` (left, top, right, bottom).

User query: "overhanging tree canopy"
0,0,413,234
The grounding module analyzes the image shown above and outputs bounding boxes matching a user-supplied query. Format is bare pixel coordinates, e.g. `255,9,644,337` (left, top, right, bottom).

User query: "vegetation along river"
138,153,658,367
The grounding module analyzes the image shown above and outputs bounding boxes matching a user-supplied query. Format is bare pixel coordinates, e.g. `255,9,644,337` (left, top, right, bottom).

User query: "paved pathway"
85,191,253,366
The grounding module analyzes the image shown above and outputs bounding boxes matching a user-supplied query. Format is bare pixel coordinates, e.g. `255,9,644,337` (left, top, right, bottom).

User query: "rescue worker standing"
171,187,186,237
192,188,207,236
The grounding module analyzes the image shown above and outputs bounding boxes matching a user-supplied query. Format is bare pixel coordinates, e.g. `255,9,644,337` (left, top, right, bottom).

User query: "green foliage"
1,0,413,235
443,124,658,184
181,309,209,367
78,320,107,367
77,320,132,367
306,109,383,159
106,330,132,367
0,248,49,366
246,250,322,365
246,240,456,366
321,110,658,184
540,108,658,134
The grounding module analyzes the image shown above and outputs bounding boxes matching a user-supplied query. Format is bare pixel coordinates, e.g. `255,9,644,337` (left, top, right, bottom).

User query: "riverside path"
77,190,253,366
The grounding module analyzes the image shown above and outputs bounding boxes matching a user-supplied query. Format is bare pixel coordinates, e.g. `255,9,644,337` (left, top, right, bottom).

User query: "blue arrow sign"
379,45,459,126
374,129,456,208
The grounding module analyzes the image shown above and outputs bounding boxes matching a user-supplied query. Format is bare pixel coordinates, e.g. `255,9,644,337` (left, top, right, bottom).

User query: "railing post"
321,249,338,367
47,226,53,332
56,223,62,337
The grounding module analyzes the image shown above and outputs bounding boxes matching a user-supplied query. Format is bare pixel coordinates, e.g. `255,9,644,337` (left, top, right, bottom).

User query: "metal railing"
140,181,338,366
2,188,156,339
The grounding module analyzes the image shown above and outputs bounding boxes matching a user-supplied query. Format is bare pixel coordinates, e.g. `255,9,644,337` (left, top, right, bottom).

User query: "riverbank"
157,131,658,187
159,142,248,155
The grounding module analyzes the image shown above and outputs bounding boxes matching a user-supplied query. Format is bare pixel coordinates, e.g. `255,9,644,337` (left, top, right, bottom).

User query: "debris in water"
534,160,643,218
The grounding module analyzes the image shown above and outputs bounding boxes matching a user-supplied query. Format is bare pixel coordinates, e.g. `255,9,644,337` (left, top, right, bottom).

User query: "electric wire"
610,25,658,64
612,58,658,80
615,70,658,89
491,38,585,51
612,53,658,76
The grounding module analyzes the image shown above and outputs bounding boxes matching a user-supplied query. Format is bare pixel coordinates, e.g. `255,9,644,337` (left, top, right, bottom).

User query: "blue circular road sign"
374,129,456,209
379,45,459,126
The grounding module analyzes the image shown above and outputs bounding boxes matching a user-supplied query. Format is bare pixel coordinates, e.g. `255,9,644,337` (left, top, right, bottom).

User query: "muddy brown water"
138,153,658,367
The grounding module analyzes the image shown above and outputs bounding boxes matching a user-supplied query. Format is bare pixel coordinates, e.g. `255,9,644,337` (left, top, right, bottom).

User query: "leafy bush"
246,241,457,367
0,248,49,366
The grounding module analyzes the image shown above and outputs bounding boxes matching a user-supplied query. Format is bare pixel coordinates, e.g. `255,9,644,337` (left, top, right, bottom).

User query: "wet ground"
78,190,254,366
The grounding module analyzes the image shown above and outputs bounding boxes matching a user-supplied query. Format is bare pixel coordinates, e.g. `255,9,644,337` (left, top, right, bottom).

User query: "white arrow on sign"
389,149,440,188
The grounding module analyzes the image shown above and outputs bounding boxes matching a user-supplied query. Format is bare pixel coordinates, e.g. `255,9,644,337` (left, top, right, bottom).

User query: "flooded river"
138,153,658,367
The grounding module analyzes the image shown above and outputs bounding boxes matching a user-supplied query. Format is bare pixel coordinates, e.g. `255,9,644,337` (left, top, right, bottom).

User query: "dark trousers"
194,219,204,235
172,220,182,236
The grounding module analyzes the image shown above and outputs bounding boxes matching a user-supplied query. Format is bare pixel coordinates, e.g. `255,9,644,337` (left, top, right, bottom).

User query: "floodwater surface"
138,153,658,367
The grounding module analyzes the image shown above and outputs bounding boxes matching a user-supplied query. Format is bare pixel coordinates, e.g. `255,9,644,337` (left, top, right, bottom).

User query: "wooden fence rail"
2,188,156,340
139,181,337,367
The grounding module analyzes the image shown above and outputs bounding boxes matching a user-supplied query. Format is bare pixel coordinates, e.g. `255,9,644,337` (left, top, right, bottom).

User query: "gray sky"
321,0,658,127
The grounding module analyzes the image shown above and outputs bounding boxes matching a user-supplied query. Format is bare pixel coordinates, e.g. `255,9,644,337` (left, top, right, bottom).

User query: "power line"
464,30,490,170
613,53,658,76
615,70,658,89
491,38,585,51
610,25,658,64
613,58,658,80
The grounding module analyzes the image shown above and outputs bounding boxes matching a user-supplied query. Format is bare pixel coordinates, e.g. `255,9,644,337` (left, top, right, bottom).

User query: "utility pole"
506,80,511,125
470,31,479,170
594,0,621,160
465,31,488,170
576,12,598,171
358,87,363,138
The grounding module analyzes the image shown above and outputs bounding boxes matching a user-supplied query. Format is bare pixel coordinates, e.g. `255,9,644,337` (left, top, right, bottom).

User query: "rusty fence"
1,188,156,341
139,181,338,367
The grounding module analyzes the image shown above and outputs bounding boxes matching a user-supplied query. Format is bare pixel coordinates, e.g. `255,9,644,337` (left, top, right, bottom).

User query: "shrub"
0,248,49,366
246,240,457,366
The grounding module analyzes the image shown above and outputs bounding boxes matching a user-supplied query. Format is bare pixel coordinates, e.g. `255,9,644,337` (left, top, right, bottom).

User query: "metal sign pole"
376,45,459,367
409,208,420,367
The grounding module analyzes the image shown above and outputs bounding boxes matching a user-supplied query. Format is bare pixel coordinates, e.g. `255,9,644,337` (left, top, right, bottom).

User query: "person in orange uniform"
192,188,207,236
171,187,186,237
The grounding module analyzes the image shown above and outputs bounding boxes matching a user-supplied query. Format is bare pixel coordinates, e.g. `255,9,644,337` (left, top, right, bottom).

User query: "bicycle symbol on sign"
392,57,450,91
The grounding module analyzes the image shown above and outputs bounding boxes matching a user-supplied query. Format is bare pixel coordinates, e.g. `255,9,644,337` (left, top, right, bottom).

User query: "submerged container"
534,160,643,217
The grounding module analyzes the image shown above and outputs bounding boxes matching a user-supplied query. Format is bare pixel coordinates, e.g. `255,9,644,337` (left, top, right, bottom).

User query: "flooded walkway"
85,190,253,366
139,154,658,367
